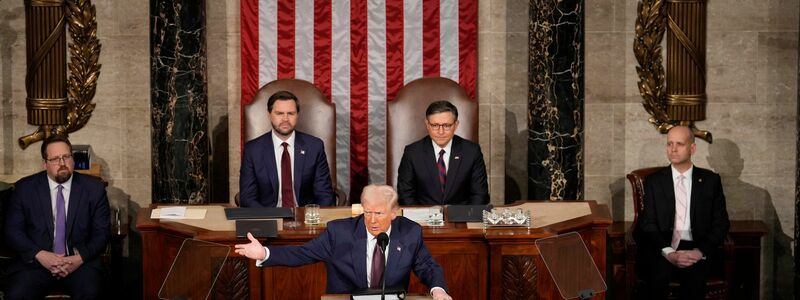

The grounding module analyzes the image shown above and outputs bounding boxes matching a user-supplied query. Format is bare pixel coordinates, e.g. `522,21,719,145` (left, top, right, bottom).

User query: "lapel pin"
396,246,401,252
454,156,460,160
698,178,702,182
300,150,305,155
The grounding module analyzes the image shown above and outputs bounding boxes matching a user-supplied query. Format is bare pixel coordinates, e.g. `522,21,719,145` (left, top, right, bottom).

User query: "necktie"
281,142,295,208
370,239,385,288
437,149,447,195
54,185,66,255
671,175,687,249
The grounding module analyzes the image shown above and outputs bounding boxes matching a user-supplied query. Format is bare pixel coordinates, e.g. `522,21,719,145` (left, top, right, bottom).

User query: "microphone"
377,232,389,300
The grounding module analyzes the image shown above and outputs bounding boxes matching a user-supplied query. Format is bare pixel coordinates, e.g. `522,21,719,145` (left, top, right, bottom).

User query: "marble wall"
0,0,795,296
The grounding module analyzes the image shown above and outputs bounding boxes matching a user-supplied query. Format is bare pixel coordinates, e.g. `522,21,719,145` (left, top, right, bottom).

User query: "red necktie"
671,175,687,249
370,239,385,288
437,149,447,195
281,142,295,208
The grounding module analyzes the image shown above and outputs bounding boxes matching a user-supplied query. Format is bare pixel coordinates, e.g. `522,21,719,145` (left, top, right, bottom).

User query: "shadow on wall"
91,154,143,299
505,109,526,203
210,115,229,203
707,138,791,299
0,5,24,173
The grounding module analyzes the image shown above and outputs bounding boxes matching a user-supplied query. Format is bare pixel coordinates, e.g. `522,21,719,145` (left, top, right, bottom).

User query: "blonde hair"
361,184,399,210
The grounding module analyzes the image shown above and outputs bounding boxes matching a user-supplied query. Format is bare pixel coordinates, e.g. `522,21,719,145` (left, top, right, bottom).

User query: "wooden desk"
136,201,612,300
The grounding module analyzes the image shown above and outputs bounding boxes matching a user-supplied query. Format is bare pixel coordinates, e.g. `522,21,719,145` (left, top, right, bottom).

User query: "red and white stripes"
241,0,477,200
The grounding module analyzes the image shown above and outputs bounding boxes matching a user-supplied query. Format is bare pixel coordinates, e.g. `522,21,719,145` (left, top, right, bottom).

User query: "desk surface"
137,201,612,300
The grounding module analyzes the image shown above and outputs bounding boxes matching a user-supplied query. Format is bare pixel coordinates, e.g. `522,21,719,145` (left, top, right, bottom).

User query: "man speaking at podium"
235,184,452,300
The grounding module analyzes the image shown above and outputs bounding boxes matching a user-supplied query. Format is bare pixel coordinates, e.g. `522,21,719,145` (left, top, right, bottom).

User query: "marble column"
795,26,799,293
150,0,208,204
527,0,584,200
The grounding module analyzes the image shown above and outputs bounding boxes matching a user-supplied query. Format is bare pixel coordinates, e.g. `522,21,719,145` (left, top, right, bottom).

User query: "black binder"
235,220,279,238
224,207,293,220
446,205,492,222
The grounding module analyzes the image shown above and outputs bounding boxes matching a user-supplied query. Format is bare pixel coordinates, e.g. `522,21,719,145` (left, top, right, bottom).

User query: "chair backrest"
626,167,662,226
386,77,477,186
244,79,336,185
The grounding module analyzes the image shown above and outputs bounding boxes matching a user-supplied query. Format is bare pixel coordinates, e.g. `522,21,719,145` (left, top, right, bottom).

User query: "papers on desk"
151,207,207,219
401,207,433,223
351,295,402,300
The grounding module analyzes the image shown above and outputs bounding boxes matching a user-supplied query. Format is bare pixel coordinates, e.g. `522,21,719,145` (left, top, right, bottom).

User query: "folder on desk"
224,207,293,220
236,220,279,238
446,205,492,222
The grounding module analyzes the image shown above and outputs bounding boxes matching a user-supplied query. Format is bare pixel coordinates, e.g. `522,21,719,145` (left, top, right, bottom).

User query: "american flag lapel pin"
396,246,401,252
454,156,460,160
300,150,305,155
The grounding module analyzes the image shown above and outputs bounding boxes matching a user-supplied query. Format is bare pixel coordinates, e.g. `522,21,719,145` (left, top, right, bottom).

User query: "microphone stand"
380,242,387,300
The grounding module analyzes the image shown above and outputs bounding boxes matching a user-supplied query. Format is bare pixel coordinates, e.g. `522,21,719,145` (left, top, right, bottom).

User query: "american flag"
241,0,477,201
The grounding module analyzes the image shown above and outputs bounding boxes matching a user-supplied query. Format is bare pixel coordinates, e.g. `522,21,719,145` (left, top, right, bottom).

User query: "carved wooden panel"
502,255,537,300
210,256,249,300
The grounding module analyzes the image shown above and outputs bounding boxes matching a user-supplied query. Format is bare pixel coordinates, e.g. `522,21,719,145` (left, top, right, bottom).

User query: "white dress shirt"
47,175,73,235
430,139,453,172
662,165,694,257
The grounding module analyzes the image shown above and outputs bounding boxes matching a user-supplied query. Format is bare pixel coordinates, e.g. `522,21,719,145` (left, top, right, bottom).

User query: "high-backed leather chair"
243,79,343,204
386,77,477,187
625,167,733,299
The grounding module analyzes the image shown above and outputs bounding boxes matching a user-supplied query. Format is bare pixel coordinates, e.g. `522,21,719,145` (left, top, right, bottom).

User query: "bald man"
635,126,730,299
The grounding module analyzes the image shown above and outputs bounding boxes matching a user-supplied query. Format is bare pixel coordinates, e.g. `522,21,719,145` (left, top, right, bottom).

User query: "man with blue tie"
239,90,335,207
235,184,452,300
4,135,109,299
396,100,489,205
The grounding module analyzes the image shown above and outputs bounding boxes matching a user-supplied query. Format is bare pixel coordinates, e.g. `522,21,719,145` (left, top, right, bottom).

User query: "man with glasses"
3,135,109,299
396,100,489,205
235,184,452,300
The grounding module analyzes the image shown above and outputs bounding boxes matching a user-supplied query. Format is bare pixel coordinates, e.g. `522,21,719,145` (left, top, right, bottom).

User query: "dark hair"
267,91,300,113
41,135,73,160
425,100,458,120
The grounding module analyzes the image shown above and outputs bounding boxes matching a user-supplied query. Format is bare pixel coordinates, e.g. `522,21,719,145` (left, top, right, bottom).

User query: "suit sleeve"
637,178,669,251
697,174,730,255
4,182,41,263
263,226,334,267
74,183,110,262
239,146,262,207
396,146,416,205
312,146,335,206
410,226,448,292
468,145,490,205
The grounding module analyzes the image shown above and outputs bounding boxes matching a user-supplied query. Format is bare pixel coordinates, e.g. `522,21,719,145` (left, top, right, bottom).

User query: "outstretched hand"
234,232,267,260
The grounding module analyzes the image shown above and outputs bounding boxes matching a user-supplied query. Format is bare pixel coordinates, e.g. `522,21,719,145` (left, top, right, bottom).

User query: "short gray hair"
361,184,399,210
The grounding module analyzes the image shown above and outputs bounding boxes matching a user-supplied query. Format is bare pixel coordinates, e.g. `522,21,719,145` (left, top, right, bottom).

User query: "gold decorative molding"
19,0,101,149
634,0,712,143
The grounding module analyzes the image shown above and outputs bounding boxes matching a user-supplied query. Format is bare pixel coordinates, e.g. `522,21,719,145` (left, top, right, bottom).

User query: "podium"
159,239,230,300
536,232,606,299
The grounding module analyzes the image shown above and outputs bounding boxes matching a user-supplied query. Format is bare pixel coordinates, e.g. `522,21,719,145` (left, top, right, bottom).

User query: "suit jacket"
239,131,334,207
263,216,448,294
397,135,489,205
4,171,110,274
635,166,730,257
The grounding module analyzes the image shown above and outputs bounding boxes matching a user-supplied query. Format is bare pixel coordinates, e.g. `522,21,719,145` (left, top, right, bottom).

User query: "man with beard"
3,135,110,299
240,90,335,207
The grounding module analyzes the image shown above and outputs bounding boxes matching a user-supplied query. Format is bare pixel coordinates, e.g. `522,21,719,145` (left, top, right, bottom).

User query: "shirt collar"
430,138,453,155
272,130,296,148
367,225,393,241
47,173,74,192
670,164,694,181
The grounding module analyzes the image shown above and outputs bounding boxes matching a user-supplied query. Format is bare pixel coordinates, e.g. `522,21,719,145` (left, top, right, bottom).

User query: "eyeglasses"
45,154,73,165
428,123,455,131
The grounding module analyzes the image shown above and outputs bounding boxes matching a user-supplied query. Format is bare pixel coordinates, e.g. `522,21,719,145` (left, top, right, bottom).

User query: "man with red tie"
239,90,335,207
235,184,451,300
4,135,109,299
396,100,489,205
635,125,730,299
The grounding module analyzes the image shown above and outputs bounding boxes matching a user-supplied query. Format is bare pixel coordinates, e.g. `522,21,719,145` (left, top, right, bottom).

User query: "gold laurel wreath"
633,0,673,134
18,0,101,149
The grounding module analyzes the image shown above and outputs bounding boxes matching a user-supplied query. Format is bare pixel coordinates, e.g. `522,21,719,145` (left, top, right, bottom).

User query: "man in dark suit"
235,184,452,300
635,125,730,299
396,100,489,205
4,135,110,299
239,90,335,207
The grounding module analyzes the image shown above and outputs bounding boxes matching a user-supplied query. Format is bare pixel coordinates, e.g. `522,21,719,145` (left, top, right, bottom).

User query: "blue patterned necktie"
54,184,66,255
